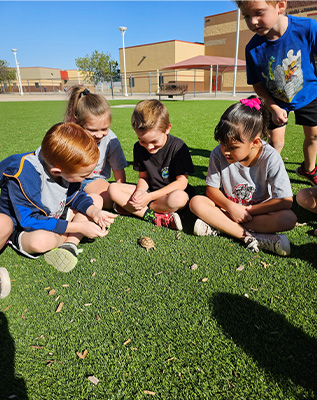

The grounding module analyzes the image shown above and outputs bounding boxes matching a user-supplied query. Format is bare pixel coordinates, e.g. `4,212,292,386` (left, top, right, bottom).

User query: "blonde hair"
41,122,99,173
64,85,111,126
131,99,170,135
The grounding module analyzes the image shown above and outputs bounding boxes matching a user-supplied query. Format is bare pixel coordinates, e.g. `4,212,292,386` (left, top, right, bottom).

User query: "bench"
157,83,188,101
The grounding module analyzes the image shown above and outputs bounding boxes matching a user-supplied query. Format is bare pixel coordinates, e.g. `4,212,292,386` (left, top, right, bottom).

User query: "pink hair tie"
240,97,261,111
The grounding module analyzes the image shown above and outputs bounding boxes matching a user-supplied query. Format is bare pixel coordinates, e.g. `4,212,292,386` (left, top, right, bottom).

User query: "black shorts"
268,97,317,130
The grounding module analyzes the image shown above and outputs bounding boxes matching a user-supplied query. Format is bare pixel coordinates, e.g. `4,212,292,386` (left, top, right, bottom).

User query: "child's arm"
146,174,188,203
113,169,126,184
248,197,293,216
128,171,150,210
206,186,253,224
253,82,288,126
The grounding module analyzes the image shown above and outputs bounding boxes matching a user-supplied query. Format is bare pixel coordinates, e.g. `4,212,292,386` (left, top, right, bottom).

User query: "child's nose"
251,16,259,25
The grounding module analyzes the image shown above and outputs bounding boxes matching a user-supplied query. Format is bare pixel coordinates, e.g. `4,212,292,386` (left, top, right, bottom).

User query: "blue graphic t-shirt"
246,15,317,111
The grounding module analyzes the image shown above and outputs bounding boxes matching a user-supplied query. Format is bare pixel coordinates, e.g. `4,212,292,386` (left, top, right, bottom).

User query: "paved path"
0,92,253,102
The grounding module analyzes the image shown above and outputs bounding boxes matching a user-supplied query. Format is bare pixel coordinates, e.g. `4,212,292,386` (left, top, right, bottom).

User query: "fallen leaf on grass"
91,271,96,277
62,284,69,288
90,258,97,263
260,261,268,268
190,263,198,270
4,305,11,312
55,296,60,302
48,289,56,296
296,222,307,227
123,339,131,346
201,277,208,282
166,357,174,362
96,315,101,321
87,376,99,385
84,303,92,307
144,390,156,396
155,271,163,276
244,294,249,298
236,265,244,271
30,345,44,349
176,232,181,240
56,302,64,313
76,350,88,359
44,286,50,290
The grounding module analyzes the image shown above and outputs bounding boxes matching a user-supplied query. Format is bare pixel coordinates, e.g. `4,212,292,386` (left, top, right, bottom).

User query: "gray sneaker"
44,242,83,273
193,219,219,237
0,267,11,299
244,233,290,256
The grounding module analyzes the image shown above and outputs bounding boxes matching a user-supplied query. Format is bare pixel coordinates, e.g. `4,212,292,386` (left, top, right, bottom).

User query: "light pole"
11,49,23,96
118,26,128,97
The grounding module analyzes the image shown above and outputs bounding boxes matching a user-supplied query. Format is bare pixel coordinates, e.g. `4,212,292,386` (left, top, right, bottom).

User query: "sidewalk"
0,91,253,102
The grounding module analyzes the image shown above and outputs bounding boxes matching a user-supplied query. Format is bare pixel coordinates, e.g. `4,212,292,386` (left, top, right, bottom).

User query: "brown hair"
41,122,99,173
131,99,170,135
64,86,111,126
235,0,281,9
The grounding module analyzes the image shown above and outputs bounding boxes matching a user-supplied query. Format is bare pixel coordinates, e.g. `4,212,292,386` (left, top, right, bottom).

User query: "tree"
0,59,16,83
75,50,120,85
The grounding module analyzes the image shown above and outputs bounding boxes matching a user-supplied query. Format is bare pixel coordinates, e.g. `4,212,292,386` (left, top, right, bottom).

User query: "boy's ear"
278,1,287,14
50,167,62,176
166,124,172,135
252,136,262,147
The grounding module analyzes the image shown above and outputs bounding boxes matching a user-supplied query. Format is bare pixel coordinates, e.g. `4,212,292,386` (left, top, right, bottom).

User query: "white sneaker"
244,233,290,256
193,219,219,237
0,267,11,299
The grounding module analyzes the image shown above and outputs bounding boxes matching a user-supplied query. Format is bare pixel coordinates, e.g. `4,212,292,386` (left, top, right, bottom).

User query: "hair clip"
240,98,261,111
79,88,90,99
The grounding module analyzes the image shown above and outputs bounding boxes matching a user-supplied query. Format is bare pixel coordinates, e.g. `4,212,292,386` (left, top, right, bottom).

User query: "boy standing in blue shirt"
236,0,317,185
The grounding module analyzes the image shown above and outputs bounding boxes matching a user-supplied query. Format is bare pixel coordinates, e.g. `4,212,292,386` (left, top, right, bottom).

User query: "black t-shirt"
133,134,194,192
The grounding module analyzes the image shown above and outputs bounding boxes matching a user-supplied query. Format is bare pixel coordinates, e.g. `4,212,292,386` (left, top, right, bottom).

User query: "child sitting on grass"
109,99,195,230
190,97,297,256
0,122,117,297
65,86,128,209
296,187,317,236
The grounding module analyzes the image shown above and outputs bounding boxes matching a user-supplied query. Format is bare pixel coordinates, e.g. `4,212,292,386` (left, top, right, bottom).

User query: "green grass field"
0,100,316,400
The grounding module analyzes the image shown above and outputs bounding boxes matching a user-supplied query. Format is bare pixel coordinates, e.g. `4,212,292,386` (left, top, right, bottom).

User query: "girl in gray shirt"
190,97,297,256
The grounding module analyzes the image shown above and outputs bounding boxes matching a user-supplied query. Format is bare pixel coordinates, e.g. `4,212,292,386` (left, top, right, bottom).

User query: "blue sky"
1,1,237,70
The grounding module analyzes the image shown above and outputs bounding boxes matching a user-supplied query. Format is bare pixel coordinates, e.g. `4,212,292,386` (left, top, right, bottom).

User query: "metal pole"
209,65,213,95
215,65,219,97
194,69,196,97
156,69,160,93
233,7,240,96
12,49,23,95
119,26,128,96
130,74,133,96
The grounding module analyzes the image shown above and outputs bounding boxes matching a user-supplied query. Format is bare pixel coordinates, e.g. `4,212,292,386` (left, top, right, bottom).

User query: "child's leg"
269,125,287,154
150,190,189,214
190,195,246,240
243,209,297,233
0,214,13,250
303,125,317,172
296,187,317,213
84,178,112,209
109,183,144,217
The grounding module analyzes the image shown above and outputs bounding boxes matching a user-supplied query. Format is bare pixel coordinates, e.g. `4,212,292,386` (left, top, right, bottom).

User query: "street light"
118,26,128,97
11,49,23,96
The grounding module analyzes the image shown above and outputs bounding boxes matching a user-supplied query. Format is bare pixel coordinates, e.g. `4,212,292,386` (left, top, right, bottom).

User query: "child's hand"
272,107,288,126
92,210,117,228
128,189,149,210
227,203,253,224
81,221,110,238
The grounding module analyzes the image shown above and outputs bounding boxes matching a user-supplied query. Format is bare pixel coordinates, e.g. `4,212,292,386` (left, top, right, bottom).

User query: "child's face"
58,162,97,183
241,1,286,37
220,136,257,165
137,124,171,154
82,114,111,144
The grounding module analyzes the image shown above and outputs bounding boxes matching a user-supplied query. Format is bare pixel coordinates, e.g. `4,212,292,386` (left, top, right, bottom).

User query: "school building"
6,1,317,95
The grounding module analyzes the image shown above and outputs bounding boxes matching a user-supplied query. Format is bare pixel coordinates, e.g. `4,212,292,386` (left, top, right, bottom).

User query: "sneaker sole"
44,248,78,273
0,267,11,299
296,168,317,187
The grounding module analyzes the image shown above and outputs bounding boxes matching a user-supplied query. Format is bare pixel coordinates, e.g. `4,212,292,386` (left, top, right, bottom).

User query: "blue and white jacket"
0,152,93,234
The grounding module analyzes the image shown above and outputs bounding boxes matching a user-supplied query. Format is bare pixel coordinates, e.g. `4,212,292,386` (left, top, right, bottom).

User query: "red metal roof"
162,55,246,70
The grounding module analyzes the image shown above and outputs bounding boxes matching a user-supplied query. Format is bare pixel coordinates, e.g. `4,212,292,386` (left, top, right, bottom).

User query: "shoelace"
244,236,259,252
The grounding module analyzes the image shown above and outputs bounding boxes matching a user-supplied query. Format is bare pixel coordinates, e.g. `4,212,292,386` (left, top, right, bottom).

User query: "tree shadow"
0,312,28,399
210,292,317,394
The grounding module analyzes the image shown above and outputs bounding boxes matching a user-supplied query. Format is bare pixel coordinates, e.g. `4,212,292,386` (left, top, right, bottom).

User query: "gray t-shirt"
26,149,69,218
206,141,293,205
93,129,127,180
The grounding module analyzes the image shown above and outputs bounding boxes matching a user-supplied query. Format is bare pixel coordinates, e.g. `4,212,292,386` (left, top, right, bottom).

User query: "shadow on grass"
211,293,317,394
0,312,28,399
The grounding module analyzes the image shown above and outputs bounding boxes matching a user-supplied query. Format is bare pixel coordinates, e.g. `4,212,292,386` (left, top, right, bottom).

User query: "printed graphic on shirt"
161,167,169,179
227,183,255,205
50,199,66,219
262,49,303,103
